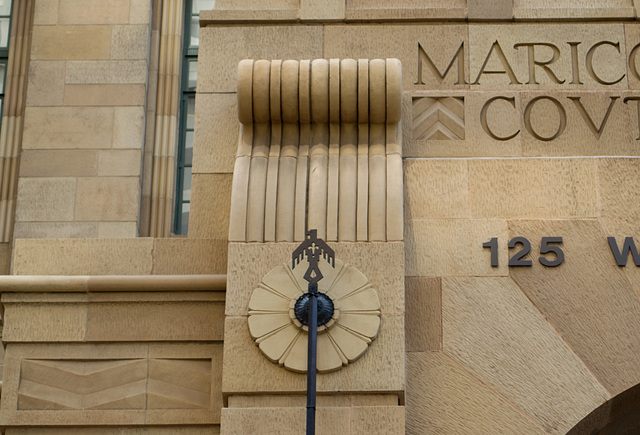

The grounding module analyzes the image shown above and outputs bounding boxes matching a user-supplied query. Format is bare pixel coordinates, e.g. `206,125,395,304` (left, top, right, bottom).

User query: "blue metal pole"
306,283,318,435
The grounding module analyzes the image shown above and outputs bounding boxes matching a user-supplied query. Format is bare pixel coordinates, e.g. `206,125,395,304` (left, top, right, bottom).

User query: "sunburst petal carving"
248,258,381,373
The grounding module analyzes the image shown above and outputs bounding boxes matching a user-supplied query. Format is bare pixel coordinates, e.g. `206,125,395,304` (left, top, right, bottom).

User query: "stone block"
404,91,524,158
514,0,635,19
19,150,98,177
97,222,138,238
74,177,140,221
468,23,627,90
63,84,147,106
324,25,469,91
300,0,345,20
442,276,609,433
0,242,11,275
405,219,508,277
405,277,441,352
509,219,640,396
468,158,597,219
33,0,59,25
221,407,350,435
98,150,141,176
198,26,323,92
12,238,154,275
129,0,153,25
222,315,404,395
65,60,148,84
85,300,224,342
188,173,233,240
2,297,88,342
598,158,640,238
193,93,237,174
350,406,405,434
14,222,98,239
31,26,111,60
345,0,466,20
113,106,146,148
226,242,404,316
57,0,130,24
153,238,228,275
213,0,298,9
111,25,150,60
200,9,299,22
6,428,219,434
468,0,513,19
15,178,76,222
406,352,545,435
404,159,469,219
23,106,114,150
26,61,65,106
521,92,635,157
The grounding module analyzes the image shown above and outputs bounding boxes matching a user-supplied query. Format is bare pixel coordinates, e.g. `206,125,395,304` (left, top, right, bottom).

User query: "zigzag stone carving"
412,96,465,140
18,358,211,410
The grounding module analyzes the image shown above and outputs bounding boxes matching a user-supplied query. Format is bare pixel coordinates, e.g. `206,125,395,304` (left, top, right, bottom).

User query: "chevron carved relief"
412,96,465,140
18,358,212,410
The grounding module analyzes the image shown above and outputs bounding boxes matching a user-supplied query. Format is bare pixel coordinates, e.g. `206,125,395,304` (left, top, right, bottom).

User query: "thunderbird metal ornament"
292,229,334,435
247,230,382,434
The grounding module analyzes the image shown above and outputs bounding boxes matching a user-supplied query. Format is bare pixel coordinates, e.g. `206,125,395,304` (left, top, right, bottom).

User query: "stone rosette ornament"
248,258,381,373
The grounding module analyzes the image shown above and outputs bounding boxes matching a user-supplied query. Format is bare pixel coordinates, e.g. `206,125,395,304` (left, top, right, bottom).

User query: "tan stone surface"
406,352,545,435
193,93,238,174
227,242,404,316
98,150,141,176
405,277,441,352
405,219,508,277
468,0,513,19
442,276,610,433
31,25,111,60
154,238,228,275
20,150,98,177
598,158,640,238
509,219,640,396
0,242,11,275
111,25,150,60
74,177,140,221
113,106,145,148
33,0,59,25
65,60,148,84
26,61,65,106
188,173,233,239
324,25,469,91
2,300,88,342
130,0,153,25
214,0,298,10
521,92,635,157
469,24,627,90
350,406,405,434
198,26,323,92
23,107,114,149
221,407,350,435
63,84,147,106
57,0,130,24
222,315,404,394
227,394,397,407
468,158,597,219
85,301,224,342
14,222,98,239
12,238,154,275
345,0,466,20
514,0,635,19
97,222,137,238
300,0,345,20
625,23,640,89
15,178,76,222
404,159,469,219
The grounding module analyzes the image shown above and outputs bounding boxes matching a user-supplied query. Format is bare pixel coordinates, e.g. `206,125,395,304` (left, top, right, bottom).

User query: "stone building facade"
0,0,638,433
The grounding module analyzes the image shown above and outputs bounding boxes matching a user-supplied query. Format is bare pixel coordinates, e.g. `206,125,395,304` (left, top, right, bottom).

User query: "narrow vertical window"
175,0,214,234
0,0,13,117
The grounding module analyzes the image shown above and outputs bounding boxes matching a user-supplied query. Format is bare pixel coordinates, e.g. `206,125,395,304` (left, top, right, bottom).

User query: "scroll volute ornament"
248,258,381,373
